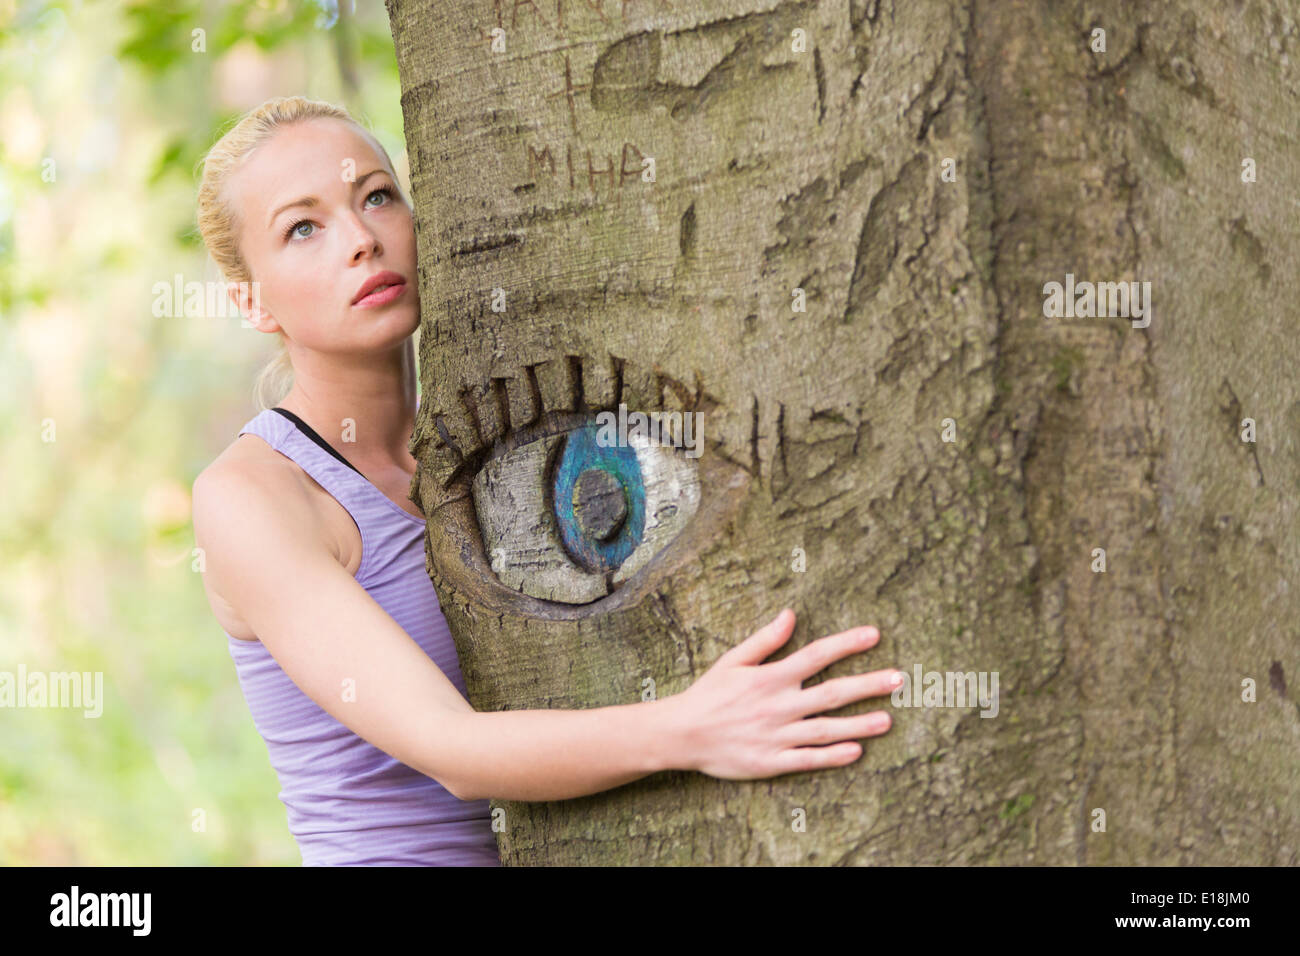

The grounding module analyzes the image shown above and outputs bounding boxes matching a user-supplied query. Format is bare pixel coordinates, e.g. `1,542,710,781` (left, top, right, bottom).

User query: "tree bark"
387,0,1300,864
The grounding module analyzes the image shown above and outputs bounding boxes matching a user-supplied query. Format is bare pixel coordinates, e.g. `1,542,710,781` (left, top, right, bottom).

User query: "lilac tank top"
223,406,500,866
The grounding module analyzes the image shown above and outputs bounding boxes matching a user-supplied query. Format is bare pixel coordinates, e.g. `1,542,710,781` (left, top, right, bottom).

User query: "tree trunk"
387,0,1300,864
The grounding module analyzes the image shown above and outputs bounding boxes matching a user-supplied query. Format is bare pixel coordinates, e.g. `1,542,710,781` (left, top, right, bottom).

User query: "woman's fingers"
720,608,797,667
768,741,864,775
795,669,904,717
778,711,892,748
766,709,894,775
770,624,880,683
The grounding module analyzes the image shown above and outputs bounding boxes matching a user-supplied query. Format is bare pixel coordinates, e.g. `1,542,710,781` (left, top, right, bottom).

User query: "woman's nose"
346,216,382,260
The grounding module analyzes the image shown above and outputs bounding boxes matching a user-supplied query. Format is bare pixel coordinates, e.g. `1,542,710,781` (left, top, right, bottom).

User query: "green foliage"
1,0,403,866
118,0,325,73
118,1,201,73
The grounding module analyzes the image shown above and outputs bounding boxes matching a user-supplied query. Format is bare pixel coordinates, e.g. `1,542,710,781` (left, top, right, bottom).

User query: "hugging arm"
193,464,898,802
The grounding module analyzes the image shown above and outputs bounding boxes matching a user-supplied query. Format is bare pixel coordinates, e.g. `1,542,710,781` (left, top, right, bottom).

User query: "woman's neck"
275,340,419,470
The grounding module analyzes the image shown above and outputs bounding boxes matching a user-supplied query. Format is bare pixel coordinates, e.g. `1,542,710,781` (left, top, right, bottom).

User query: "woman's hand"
667,608,900,780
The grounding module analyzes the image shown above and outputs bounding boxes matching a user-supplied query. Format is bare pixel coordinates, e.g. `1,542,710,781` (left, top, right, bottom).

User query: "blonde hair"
195,95,400,410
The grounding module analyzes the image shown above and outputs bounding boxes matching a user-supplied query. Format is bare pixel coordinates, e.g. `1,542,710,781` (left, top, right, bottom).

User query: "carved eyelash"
463,409,590,485
436,358,671,488
281,186,395,241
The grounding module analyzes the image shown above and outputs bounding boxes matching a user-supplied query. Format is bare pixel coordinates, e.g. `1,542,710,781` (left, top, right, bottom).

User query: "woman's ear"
226,280,280,333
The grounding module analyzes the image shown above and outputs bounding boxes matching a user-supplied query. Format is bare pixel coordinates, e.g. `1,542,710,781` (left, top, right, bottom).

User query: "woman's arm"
413,609,895,801
193,461,898,802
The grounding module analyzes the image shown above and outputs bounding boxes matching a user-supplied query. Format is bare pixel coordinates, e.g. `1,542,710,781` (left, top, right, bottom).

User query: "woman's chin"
364,309,421,349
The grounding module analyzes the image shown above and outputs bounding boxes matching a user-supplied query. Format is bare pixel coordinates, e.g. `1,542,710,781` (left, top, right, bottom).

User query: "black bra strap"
270,407,366,479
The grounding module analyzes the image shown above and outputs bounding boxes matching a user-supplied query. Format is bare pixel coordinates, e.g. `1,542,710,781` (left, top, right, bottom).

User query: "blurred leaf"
117,2,200,73
174,222,203,248
98,244,134,271
356,21,398,58
147,137,187,185
215,0,324,53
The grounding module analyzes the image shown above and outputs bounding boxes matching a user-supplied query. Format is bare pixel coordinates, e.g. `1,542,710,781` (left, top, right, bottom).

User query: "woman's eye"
282,188,390,241
472,420,700,604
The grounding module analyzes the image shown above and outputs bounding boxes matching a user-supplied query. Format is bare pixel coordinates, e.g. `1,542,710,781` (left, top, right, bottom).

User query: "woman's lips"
353,281,407,308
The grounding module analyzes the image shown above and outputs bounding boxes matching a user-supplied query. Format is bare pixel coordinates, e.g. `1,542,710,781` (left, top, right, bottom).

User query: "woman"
192,96,900,866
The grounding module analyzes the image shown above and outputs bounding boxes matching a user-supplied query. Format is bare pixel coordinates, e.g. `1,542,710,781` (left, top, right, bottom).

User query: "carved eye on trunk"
471,419,700,604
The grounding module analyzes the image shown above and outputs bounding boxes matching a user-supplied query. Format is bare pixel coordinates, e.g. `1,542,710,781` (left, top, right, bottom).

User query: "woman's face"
227,117,418,356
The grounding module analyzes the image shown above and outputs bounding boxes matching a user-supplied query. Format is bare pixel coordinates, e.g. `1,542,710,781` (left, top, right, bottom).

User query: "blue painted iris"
551,424,646,573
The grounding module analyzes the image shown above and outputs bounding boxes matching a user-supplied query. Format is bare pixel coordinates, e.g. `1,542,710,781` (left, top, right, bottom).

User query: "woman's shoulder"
193,426,360,573
192,426,333,544
195,426,299,502
193,425,362,637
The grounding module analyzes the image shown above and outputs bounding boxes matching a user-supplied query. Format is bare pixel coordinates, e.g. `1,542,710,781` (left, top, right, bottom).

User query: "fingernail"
889,671,904,686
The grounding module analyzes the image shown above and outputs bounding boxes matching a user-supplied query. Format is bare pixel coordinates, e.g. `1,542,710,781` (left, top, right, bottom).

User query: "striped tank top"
223,406,501,866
